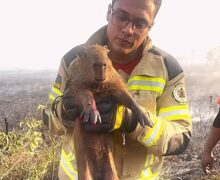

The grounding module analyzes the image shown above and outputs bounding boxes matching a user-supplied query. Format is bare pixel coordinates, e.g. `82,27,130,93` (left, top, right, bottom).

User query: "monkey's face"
91,56,107,83
77,45,111,84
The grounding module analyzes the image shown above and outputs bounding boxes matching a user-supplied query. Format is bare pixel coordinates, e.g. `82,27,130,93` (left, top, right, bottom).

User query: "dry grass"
0,118,62,180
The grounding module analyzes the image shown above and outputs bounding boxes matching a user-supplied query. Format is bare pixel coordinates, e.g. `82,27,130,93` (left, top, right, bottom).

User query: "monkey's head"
78,45,113,84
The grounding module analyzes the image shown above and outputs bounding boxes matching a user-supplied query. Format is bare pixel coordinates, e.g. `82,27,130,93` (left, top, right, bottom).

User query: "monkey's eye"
93,63,99,67
93,63,107,68
102,64,107,70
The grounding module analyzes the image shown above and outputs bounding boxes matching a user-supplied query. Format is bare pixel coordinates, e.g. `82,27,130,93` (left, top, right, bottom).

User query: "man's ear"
148,21,155,31
106,4,112,22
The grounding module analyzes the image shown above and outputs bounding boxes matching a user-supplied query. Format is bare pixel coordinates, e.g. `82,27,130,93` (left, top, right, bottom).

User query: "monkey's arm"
112,89,153,128
77,89,101,124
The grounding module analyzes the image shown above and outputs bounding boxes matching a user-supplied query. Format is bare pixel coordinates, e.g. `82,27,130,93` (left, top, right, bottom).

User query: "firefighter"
201,97,220,174
47,0,192,179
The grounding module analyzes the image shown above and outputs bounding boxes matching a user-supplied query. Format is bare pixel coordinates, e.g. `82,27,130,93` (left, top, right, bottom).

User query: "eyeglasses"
111,9,151,33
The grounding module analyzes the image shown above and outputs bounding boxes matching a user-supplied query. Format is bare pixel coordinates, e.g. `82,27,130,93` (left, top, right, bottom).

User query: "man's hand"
83,95,147,133
201,152,214,174
61,86,80,122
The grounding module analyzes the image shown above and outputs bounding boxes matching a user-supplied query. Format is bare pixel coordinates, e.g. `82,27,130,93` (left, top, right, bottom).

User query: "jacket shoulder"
148,46,183,80
63,44,85,68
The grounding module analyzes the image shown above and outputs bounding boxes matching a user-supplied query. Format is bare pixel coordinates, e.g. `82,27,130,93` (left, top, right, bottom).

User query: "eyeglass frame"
110,8,152,33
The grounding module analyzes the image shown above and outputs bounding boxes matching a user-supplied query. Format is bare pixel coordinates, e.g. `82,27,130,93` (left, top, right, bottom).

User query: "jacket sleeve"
127,45,192,156
47,58,70,135
129,72,192,156
213,108,220,128
47,44,86,135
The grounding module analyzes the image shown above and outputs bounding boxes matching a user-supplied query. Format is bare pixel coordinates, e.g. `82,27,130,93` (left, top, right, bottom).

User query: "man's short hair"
111,0,162,19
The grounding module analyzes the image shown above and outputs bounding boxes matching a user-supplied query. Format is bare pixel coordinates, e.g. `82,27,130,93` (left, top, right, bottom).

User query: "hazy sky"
0,0,220,70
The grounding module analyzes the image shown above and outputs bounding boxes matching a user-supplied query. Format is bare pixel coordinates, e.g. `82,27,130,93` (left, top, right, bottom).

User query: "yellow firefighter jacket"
48,26,192,180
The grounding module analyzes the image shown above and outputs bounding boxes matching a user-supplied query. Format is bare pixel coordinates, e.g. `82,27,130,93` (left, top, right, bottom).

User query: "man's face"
107,0,156,56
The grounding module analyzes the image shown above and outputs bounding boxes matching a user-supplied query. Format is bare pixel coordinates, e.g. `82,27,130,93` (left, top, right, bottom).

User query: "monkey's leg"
112,89,153,127
85,133,118,180
85,133,104,180
73,118,93,180
103,142,119,180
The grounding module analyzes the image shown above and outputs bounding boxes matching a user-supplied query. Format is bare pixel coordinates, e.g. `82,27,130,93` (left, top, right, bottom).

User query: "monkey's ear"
77,46,87,59
103,45,110,53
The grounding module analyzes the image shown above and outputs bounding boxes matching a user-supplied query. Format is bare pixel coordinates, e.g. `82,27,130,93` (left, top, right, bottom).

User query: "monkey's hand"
83,95,117,133
81,99,102,125
132,107,154,128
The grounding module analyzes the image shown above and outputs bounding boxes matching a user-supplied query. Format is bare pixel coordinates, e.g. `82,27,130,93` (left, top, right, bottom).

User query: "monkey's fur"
68,44,152,180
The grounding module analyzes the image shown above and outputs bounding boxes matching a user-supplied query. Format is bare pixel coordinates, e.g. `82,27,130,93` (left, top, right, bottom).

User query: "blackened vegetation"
0,70,55,131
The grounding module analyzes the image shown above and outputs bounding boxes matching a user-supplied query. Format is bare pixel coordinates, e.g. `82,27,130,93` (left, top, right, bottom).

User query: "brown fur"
68,44,151,180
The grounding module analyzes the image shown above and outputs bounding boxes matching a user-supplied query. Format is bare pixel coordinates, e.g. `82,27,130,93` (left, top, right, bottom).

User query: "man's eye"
116,14,128,22
135,20,148,29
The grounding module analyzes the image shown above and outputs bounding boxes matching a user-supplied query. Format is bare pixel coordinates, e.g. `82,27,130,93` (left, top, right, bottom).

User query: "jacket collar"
130,51,165,78
85,25,108,46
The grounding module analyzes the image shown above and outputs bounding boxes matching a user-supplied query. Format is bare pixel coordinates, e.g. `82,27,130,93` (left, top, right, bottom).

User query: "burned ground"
0,63,220,179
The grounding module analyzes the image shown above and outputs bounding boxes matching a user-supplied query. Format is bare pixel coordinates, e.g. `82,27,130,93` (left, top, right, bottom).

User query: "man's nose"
122,21,135,34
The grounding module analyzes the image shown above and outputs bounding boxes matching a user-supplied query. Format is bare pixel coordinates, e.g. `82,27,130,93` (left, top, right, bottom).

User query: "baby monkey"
68,44,153,180
68,44,153,127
